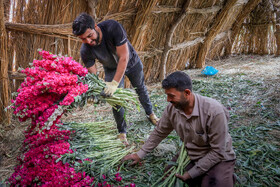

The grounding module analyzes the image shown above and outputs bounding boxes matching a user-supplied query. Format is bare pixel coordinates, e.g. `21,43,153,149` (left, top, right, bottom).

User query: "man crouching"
123,71,236,187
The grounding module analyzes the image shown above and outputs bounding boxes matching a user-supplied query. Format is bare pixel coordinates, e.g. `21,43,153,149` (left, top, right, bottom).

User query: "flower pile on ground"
8,123,95,186
8,50,139,186
8,50,95,186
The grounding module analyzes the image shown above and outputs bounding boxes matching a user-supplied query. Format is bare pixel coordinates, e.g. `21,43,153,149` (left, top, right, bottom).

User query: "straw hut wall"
1,0,280,124
0,0,10,124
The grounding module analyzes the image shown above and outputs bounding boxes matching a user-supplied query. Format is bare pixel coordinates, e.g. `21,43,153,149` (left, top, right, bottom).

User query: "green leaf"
63,156,67,164
55,157,62,163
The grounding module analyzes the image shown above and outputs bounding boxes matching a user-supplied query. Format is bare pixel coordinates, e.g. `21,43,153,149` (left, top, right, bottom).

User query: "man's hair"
162,71,192,91
72,13,95,36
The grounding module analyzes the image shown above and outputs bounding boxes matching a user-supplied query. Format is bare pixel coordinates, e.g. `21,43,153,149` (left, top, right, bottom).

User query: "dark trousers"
165,155,236,187
104,61,153,133
185,160,236,187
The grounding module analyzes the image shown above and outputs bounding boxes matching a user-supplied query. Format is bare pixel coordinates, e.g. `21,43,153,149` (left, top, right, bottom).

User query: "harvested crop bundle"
152,144,190,187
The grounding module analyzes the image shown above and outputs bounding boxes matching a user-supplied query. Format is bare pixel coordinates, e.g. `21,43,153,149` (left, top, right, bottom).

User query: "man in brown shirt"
123,71,236,187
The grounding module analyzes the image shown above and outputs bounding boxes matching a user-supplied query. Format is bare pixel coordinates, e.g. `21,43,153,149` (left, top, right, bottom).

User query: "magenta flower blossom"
115,176,123,182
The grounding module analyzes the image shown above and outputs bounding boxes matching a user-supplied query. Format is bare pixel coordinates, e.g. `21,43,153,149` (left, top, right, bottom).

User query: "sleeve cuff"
116,38,127,46
187,165,204,179
136,149,147,159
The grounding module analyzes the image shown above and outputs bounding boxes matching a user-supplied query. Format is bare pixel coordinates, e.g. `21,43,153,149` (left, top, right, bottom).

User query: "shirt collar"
192,94,199,116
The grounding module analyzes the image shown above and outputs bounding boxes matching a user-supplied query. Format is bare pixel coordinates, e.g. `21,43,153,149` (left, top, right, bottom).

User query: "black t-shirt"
80,20,140,73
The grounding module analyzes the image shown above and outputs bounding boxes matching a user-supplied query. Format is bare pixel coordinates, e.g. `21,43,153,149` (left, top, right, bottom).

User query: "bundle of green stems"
152,143,190,187
67,121,135,175
76,73,140,111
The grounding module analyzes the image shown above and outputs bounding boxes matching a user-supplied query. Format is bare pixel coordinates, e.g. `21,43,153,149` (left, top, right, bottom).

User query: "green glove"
104,80,119,96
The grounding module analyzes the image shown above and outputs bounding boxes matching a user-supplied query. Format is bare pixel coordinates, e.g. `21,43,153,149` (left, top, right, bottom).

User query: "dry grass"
62,104,113,124
0,119,28,181
190,54,280,79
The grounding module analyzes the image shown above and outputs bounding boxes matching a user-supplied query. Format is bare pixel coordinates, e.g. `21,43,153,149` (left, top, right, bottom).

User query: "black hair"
72,13,95,36
162,71,192,91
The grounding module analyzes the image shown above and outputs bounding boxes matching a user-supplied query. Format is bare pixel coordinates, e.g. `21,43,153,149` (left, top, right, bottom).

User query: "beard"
170,94,189,110
91,29,100,46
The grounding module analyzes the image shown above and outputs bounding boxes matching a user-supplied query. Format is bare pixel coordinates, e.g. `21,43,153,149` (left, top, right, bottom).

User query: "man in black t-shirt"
72,13,159,145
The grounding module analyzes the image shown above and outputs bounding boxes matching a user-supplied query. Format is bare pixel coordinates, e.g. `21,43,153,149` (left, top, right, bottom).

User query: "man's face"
78,28,100,46
165,88,189,110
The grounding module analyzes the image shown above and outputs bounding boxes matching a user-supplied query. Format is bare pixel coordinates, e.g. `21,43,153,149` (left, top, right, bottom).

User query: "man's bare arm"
113,42,129,82
88,64,97,74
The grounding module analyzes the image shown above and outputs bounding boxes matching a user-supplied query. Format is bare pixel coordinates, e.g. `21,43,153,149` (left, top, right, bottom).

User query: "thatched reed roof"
1,0,280,124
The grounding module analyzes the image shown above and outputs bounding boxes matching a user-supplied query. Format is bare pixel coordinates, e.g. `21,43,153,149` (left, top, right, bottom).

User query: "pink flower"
84,158,92,162
115,176,122,182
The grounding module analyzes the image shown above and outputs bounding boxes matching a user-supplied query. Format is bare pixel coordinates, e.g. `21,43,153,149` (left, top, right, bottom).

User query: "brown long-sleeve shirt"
137,94,236,178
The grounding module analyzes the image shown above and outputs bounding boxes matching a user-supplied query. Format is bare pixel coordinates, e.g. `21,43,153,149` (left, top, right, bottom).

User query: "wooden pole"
0,0,11,125
88,0,97,19
68,35,71,56
196,0,238,68
159,0,192,80
275,25,280,56
274,4,280,56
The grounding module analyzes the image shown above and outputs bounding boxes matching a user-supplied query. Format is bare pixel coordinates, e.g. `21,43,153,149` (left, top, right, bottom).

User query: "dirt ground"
0,54,279,183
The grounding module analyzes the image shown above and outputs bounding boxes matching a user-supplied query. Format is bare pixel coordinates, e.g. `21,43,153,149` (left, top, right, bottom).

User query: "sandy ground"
195,55,280,79
0,54,279,182
148,55,280,91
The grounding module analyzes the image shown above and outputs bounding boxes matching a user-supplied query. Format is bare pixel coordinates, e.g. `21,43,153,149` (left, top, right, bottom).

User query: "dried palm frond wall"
0,0,10,124
1,0,280,124
7,0,88,75
231,0,278,55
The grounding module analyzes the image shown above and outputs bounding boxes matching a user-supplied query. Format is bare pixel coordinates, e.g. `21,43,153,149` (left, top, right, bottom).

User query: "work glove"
147,113,159,126
117,133,129,146
104,80,119,96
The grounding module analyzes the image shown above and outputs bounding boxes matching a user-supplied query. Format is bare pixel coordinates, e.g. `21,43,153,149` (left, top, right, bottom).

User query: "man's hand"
122,153,141,166
104,80,119,96
175,171,191,181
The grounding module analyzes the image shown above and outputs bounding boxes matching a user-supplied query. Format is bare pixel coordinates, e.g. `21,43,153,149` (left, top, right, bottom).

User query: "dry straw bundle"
232,0,277,55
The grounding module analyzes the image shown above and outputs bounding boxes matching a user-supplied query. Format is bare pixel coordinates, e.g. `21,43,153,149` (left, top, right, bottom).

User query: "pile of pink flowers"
11,50,88,127
8,123,95,186
8,50,134,186
8,50,96,186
